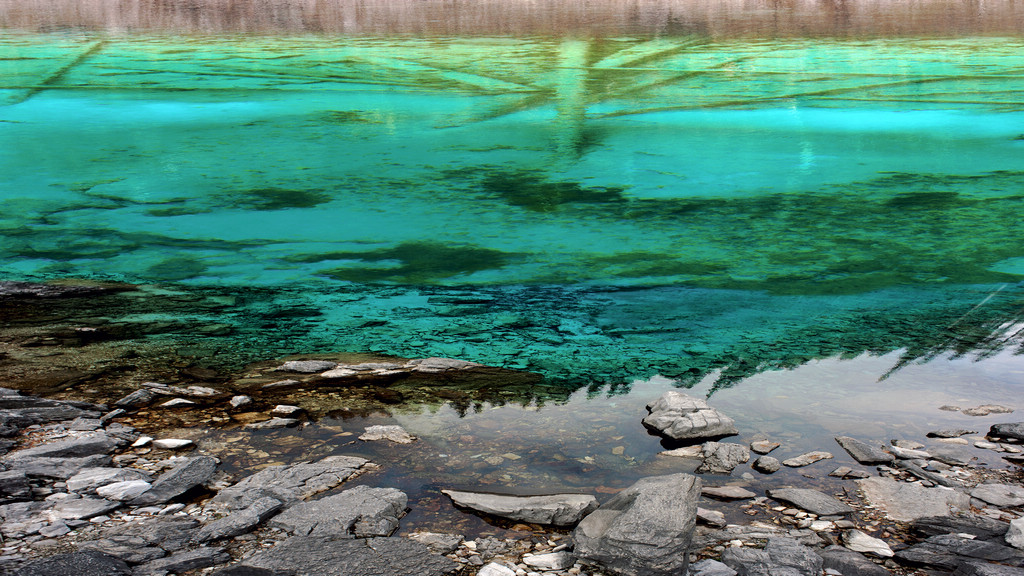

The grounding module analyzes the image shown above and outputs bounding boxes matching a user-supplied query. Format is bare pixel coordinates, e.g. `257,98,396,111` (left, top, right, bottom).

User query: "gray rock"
4,454,111,479
67,467,152,493
929,445,974,466
68,417,103,431
229,395,253,408
3,431,121,460
442,490,597,526
843,529,894,558
963,405,1014,416
753,456,781,474
240,535,458,576
890,445,931,460
697,507,728,528
14,550,132,576
38,522,70,537
818,545,892,576
767,488,853,516
573,473,701,576
691,559,739,576
114,389,157,408
275,360,338,373
524,551,575,571
213,567,296,576
50,497,121,520
697,442,751,474
262,379,302,390
990,423,1024,441
80,517,199,560
477,563,517,576
782,451,833,467
835,437,894,465
703,486,757,500
954,560,1024,576
642,391,738,440
130,455,218,506
893,459,960,488
406,357,481,373
134,547,231,576
359,425,415,443
271,485,407,537
245,418,300,430
721,537,824,576
0,470,31,502
856,477,971,522
1007,518,1023,550
928,429,977,438
911,515,1011,541
151,438,194,449
194,497,283,542
751,441,781,454
210,456,368,511
96,479,151,501
971,483,1024,507
895,534,1023,570
407,532,464,554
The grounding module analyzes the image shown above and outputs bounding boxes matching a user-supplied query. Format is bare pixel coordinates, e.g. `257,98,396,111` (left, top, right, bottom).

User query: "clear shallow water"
2,31,1024,389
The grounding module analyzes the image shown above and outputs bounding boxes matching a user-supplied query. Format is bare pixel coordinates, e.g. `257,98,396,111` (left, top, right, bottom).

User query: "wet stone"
407,532,464,554
274,360,338,373
359,425,415,443
442,490,598,526
245,418,300,430
928,429,977,438
210,456,369,511
782,451,833,467
703,486,757,500
697,442,750,474
766,488,854,516
834,437,894,465
642,391,738,441
753,456,781,474
989,423,1024,441
751,441,781,455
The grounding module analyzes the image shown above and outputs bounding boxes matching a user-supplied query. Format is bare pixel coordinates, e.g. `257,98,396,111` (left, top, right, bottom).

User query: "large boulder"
270,485,407,537
573,473,701,576
988,423,1024,441
642,391,737,441
442,490,597,526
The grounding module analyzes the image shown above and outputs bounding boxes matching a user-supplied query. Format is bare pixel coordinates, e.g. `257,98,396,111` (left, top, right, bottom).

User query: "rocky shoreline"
0,355,1021,576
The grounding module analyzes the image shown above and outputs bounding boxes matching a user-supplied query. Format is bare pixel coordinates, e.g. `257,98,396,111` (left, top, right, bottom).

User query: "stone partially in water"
834,436,894,465
270,485,407,537
642,391,737,441
573,473,701,576
274,360,338,373
766,488,854,516
696,442,750,474
441,490,597,527
782,451,833,467
989,423,1024,441
359,425,415,444
210,456,369,511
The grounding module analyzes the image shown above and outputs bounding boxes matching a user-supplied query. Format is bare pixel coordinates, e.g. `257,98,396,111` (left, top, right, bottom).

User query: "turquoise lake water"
2,31,1024,390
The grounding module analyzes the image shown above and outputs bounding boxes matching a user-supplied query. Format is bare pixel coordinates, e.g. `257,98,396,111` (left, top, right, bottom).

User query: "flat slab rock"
766,487,853,516
721,537,824,576
642,391,738,441
270,485,407,537
834,436,894,465
210,456,369,511
970,483,1024,508
857,477,971,522
702,486,757,500
782,451,834,467
442,490,597,526
14,550,132,576
239,535,459,576
130,455,218,506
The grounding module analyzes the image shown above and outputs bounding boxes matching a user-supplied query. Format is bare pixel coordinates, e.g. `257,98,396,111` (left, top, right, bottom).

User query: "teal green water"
2,32,1024,387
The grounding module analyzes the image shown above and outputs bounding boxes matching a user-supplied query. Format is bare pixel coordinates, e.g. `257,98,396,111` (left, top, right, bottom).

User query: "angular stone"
49,497,121,520
702,486,757,500
843,529,894,557
68,417,103,431
229,395,252,408
954,560,1024,576
750,440,780,454
929,445,973,466
928,429,977,438
6,454,112,479
81,516,199,558
890,445,931,460
275,360,339,373
697,507,727,528
697,442,750,474
130,455,218,506
97,480,151,501
67,467,151,493
210,456,368,511
241,535,459,576
115,389,157,408
963,405,1014,416
271,405,303,416
767,488,854,516
271,485,407,537
721,537,824,576
753,456,781,474
0,470,31,502
691,559,738,576
245,418,300,430
477,563,517,576
573,473,701,576
213,567,295,576
819,545,892,576
782,451,833,467
134,547,231,576
359,425,415,443
160,398,197,408
971,483,1024,507
642,391,737,440
835,437,894,465
912,514,1011,541
442,490,597,526
857,477,970,522
407,532,464,554
262,379,303,390
406,357,481,373
524,551,575,571
14,550,132,576
1007,518,1023,550
895,534,1023,570
989,423,1024,441
194,497,283,543
3,431,121,460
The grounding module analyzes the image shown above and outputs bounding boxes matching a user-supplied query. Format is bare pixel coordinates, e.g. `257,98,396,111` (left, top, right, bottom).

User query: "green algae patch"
313,242,518,283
